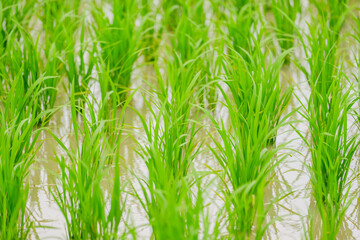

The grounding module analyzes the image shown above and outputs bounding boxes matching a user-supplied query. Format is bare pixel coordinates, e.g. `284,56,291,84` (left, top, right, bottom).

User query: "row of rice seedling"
208,24,293,238
49,86,133,239
0,75,54,239
3,0,360,239
296,2,360,238
271,0,301,64
133,50,208,239
93,0,141,105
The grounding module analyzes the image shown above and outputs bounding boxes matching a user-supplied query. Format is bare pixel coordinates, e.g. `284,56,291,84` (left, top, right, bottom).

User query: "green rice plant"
298,14,338,125
297,67,358,240
1,27,59,124
208,35,293,239
295,11,359,239
64,20,96,111
351,12,360,123
39,0,87,110
234,0,251,10
225,33,292,146
169,0,218,109
208,96,290,239
162,0,182,31
39,0,81,53
310,0,349,36
50,86,133,239
132,57,207,239
92,0,141,104
0,74,53,239
271,0,301,64
172,0,207,62
0,0,36,53
226,2,257,61
140,0,162,62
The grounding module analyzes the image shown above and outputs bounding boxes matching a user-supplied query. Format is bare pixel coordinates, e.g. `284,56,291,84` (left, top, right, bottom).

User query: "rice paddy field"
3,0,360,239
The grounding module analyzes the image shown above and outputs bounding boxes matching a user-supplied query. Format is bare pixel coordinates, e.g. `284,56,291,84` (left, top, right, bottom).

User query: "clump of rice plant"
92,0,141,104
0,0,35,53
296,13,359,239
140,0,162,62
133,58,207,239
64,19,96,111
226,1,257,60
162,0,182,31
271,0,301,64
38,0,81,55
1,27,59,124
170,0,215,108
232,0,253,11
226,32,292,146
0,75,52,239
310,0,349,36
300,66,358,240
351,12,360,122
171,0,207,61
39,0,84,109
209,34,292,239
50,88,132,239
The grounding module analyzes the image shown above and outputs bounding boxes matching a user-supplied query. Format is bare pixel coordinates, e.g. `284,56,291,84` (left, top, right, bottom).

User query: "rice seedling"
1,26,58,124
226,1,257,60
92,0,141,104
0,0,35,52
38,0,92,111
162,0,182,32
39,0,81,55
271,0,301,64
170,0,217,109
226,32,292,146
298,66,358,240
140,0,162,62
50,85,133,239
310,0,349,36
230,0,253,12
0,74,54,239
64,20,96,111
351,12,360,123
295,11,360,239
172,0,207,63
132,57,207,239
208,33,293,239
2,0,360,238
